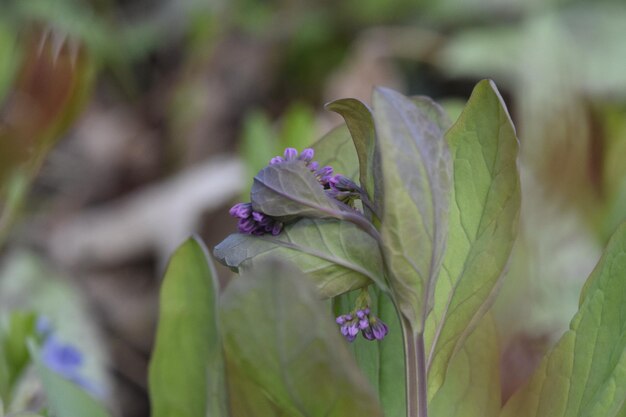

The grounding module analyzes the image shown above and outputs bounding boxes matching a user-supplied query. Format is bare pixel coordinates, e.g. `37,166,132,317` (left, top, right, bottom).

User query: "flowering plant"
148,81,626,417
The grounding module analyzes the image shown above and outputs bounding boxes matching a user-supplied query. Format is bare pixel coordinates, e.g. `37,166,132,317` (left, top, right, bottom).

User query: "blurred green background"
1,0,625,415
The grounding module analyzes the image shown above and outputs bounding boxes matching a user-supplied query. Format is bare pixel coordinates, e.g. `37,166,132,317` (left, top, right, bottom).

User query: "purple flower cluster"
270,147,335,187
230,147,362,236
229,202,283,236
335,308,388,342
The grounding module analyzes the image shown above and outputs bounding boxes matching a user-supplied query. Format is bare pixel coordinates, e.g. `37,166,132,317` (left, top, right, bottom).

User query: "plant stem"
416,333,428,417
401,318,419,417
401,317,428,417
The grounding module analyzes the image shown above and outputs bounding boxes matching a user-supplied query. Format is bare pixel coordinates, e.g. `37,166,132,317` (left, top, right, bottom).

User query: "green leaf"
214,218,385,298
30,343,111,417
430,314,501,417
372,87,452,331
251,160,342,220
0,311,37,400
220,260,384,417
410,96,452,132
333,288,406,417
500,223,626,417
325,99,383,215
424,80,520,399
311,125,359,180
149,237,226,417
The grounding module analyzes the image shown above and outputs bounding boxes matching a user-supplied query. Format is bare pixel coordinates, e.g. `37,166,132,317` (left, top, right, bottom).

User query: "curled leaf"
214,218,386,298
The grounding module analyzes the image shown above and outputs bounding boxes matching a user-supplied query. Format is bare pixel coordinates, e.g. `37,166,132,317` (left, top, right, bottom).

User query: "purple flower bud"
356,309,367,319
364,308,370,315
317,166,333,178
299,148,314,162
284,148,298,160
330,175,359,192
359,319,369,329
270,156,284,165
362,326,375,341
229,202,252,218
371,320,388,340
252,212,265,222
336,315,347,325
308,161,319,171
238,218,256,234
271,222,283,236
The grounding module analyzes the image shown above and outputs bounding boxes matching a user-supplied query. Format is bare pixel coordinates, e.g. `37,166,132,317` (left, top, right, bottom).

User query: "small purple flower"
270,156,284,165
335,307,388,342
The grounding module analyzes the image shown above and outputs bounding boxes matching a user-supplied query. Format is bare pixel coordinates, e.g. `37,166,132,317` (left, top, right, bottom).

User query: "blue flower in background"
37,316,102,397
41,336,84,379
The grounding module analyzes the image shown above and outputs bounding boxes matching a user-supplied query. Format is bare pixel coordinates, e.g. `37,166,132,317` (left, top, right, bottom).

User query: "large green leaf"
425,80,520,398
220,260,384,417
372,87,451,331
430,314,501,417
149,237,226,417
333,288,406,417
30,344,111,417
326,99,383,216
214,218,386,297
500,223,626,417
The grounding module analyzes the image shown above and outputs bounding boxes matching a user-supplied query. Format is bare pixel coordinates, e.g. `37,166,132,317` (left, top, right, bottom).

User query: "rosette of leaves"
150,81,626,417
212,79,522,417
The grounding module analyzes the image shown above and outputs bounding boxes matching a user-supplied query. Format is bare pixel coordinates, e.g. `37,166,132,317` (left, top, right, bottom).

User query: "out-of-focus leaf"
0,172,29,245
214,218,385,297
30,344,111,417
372,87,451,331
430,314,501,417
240,110,277,191
425,80,520,399
0,30,95,183
1,312,37,394
220,260,384,417
251,160,342,219
0,20,19,104
279,102,316,152
500,223,626,417
312,124,359,180
149,237,226,417
598,105,626,240
326,99,383,215
0,251,110,402
333,287,406,417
